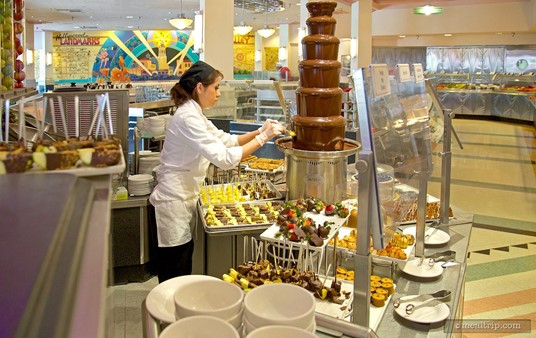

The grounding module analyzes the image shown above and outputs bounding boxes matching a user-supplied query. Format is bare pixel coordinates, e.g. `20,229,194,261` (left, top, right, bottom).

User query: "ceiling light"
413,4,443,15
258,26,275,38
399,35,406,38
257,0,275,38
234,1,252,35
126,15,134,19
234,22,253,35
169,0,193,30
444,33,452,37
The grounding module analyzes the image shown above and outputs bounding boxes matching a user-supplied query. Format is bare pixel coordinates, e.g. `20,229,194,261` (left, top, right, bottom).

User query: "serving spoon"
393,289,451,309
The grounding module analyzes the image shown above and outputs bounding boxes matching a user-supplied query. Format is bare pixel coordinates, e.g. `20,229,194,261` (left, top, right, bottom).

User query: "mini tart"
370,275,381,282
381,277,393,284
370,286,376,293
371,293,386,307
370,281,382,288
375,288,388,298
381,282,395,295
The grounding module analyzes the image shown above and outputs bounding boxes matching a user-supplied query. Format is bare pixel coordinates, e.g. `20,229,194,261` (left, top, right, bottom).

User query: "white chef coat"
149,99,242,247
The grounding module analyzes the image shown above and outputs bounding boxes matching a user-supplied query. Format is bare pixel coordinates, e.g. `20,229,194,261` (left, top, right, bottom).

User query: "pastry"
371,293,386,307
381,282,395,295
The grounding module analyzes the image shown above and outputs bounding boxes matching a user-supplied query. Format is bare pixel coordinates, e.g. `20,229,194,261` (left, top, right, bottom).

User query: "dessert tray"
314,277,395,332
329,226,416,264
260,210,348,252
27,149,126,177
199,200,284,233
199,179,283,206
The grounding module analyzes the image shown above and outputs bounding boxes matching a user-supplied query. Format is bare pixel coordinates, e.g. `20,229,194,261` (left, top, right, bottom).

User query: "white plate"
394,295,450,324
128,174,154,182
403,226,450,246
402,258,444,278
145,274,220,324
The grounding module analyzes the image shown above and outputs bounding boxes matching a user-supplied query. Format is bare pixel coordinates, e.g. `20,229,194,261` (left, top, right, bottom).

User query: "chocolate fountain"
276,1,360,203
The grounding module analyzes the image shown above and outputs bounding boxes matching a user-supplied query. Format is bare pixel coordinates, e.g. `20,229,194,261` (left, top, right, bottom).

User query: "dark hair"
170,69,224,107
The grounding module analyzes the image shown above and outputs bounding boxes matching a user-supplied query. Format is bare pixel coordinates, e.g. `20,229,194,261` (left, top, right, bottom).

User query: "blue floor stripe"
460,141,536,150
456,131,536,139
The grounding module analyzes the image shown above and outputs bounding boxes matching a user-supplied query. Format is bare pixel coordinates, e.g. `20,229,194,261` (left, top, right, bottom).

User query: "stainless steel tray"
199,179,283,206
199,200,285,234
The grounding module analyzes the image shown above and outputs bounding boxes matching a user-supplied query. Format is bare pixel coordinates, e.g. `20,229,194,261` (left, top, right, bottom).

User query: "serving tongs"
393,289,451,315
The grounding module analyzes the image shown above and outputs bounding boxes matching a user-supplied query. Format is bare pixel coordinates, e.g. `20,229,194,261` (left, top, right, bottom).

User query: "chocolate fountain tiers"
277,1,360,204
291,1,345,151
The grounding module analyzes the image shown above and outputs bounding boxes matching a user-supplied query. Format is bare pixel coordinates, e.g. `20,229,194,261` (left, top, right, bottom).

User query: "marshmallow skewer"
57,96,69,139
0,99,3,142
105,92,114,135
4,99,10,142
48,98,57,133
87,94,103,137
74,95,80,138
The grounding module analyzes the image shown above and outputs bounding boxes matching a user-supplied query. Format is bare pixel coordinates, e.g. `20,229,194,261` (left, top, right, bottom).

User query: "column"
199,0,234,79
351,0,372,70
24,23,36,89
278,24,290,68
254,32,263,72
34,30,53,92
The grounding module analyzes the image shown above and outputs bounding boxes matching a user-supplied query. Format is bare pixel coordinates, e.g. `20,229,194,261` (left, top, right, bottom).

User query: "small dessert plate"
394,295,450,324
402,258,444,279
403,226,451,246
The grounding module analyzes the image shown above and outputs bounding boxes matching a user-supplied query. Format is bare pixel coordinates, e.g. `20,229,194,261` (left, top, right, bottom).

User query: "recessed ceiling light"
74,26,80,29
399,35,406,38
127,25,133,28
126,15,134,19
496,32,503,35
444,33,452,37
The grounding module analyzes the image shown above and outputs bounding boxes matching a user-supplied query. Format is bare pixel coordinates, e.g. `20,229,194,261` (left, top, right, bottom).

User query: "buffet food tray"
199,200,284,234
199,179,283,207
330,226,415,264
314,277,394,332
394,184,454,224
260,211,348,252
26,148,126,177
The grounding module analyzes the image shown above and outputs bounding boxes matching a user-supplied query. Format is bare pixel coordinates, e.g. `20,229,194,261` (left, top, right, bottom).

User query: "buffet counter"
0,173,114,338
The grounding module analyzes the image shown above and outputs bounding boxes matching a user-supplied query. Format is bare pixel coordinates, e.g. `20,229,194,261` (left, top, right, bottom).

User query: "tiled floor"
111,119,536,337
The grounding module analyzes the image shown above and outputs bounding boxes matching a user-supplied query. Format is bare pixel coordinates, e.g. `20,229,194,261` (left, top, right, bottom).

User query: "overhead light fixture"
257,0,275,38
169,0,193,30
444,33,452,37
234,1,252,35
413,3,443,15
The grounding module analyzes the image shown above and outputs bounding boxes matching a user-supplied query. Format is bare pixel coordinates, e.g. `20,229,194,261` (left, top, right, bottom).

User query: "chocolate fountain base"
276,137,360,204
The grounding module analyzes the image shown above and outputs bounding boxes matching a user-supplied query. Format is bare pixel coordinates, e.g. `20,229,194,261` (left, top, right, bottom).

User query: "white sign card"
397,64,411,82
370,64,391,97
413,63,424,83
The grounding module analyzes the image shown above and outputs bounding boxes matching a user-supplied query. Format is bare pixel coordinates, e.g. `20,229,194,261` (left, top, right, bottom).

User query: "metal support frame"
440,109,454,225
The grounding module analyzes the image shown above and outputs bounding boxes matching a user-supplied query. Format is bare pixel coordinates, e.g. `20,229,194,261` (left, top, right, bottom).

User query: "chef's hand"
255,123,286,146
257,119,280,133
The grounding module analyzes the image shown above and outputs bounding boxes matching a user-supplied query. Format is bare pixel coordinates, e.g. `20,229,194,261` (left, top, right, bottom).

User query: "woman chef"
150,61,285,283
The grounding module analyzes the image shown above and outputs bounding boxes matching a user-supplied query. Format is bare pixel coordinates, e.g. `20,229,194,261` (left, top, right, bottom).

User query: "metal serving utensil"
393,289,451,309
405,289,451,314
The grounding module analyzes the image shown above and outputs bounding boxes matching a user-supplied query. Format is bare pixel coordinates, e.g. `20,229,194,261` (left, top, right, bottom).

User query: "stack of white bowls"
243,283,316,335
246,325,317,338
128,174,154,196
159,315,240,338
137,116,166,137
173,279,244,331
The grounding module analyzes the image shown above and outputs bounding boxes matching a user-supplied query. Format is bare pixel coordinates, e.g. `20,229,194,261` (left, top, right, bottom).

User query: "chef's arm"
237,129,262,146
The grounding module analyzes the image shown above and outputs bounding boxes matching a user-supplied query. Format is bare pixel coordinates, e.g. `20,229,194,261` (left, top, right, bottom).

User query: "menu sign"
397,64,411,82
413,63,424,83
370,64,391,97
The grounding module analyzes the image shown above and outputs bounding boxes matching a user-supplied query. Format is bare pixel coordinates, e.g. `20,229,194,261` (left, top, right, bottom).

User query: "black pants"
148,203,195,283
156,239,195,283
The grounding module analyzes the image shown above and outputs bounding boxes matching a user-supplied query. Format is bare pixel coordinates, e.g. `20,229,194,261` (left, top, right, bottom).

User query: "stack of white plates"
128,174,154,196
139,155,161,175
138,116,166,137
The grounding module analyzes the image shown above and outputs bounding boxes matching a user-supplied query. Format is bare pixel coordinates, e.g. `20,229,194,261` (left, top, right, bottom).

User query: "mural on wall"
91,30,199,83
233,33,254,78
264,47,278,71
52,31,199,84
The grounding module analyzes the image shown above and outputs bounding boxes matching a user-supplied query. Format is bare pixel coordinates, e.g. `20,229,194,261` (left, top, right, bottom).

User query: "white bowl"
245,325,317,338
227,307,244,329
160,315,240,338
174,279,244,320
243,283,315,329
